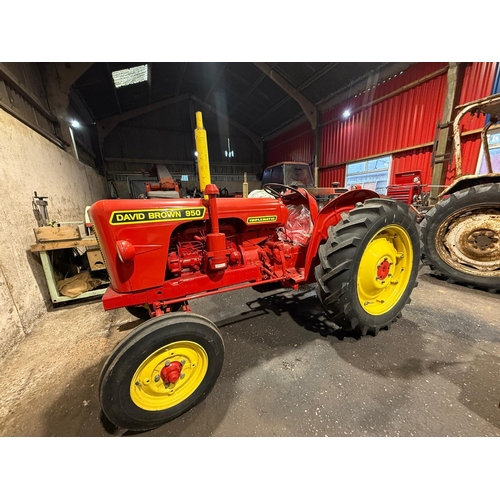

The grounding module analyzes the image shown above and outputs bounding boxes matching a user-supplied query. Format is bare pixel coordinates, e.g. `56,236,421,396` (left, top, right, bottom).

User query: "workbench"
30,231,108,304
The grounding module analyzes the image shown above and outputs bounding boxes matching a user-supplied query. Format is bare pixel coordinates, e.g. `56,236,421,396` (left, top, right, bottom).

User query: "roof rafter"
97,93,192,140
253,62,318,129
227,63,279,116
175,62,187,96
96,92,263,155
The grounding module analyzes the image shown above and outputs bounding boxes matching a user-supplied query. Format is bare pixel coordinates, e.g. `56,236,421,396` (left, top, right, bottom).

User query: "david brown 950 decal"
247,215,278,224
110,207,206,225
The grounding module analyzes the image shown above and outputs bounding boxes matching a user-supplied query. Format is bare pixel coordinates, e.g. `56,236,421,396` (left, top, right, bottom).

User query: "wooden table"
30,234,108,304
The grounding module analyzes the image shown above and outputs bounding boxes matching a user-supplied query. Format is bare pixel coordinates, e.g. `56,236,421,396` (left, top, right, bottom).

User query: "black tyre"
99,312,224,431
315,198,420,335
420,183,500,291
126,302,182,320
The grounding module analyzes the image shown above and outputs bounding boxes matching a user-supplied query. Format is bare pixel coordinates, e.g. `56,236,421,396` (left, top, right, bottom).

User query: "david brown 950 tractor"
89,112,420,431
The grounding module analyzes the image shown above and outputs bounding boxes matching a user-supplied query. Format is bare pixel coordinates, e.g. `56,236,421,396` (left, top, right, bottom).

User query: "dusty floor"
1,266,499,437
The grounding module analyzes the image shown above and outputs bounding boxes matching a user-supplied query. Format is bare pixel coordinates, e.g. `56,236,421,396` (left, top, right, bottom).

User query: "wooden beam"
34,226,80,242
31,237,99,252
0,82,66,148
253,62,318,129
430,63,466,203
0,63,57,122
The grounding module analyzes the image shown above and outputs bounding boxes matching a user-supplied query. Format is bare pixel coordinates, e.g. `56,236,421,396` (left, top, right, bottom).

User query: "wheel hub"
377,258,391,280
467,230,498,250
160,361,183,384
442,213,500,272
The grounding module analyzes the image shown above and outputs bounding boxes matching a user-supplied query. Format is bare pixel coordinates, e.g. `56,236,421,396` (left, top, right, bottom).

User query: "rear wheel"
315,198,420,335
99,312,224,430
420,183,500,291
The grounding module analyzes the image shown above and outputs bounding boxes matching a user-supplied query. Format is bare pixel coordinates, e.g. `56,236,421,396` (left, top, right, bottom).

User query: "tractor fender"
439,173,500,198
303,189,380,281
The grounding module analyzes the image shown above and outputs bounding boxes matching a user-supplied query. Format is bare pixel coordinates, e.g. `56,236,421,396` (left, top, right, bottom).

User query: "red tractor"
89,114,420,431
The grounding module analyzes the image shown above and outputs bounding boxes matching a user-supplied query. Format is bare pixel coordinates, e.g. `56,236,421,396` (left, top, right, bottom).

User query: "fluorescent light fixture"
70,120,80,128
112,64,148,88
342,109,351,119
225,138,234,158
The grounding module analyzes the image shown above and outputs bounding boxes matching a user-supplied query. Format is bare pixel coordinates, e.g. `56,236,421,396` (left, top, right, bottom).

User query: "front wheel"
99,313,224,431
315,198,420,335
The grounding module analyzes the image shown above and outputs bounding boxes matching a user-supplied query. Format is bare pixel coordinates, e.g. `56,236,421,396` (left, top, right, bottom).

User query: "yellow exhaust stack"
194,112,211,194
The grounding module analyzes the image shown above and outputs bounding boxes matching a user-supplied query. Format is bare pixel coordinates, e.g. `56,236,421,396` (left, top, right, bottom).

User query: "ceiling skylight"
112,64,148,88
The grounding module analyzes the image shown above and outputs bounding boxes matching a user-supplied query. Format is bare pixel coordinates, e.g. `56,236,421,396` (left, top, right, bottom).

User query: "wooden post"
430,63,466,203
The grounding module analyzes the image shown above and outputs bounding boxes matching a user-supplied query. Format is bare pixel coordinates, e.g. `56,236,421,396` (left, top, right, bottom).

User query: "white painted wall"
0,109,110,359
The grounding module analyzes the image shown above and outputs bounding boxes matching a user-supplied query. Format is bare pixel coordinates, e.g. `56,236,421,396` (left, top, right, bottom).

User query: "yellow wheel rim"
357,224,413,315
130,341,208,411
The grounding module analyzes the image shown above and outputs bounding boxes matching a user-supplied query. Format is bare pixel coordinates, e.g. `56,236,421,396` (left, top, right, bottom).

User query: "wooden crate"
86,249,106,271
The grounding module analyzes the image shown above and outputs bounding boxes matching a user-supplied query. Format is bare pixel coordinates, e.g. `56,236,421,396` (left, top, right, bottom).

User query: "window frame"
345,154,393,195
474,126,500,175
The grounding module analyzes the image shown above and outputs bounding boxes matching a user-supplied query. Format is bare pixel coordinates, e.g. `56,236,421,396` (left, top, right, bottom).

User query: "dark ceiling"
72,62,389,140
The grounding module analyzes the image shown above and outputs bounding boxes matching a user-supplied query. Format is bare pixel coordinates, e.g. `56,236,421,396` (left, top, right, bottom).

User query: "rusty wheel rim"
435,204,500,276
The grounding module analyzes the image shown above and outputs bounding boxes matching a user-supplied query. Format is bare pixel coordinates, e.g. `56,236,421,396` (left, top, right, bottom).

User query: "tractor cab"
260,162,348,207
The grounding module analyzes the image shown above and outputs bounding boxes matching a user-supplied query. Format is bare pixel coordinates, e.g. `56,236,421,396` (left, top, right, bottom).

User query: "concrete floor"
1,266,499,437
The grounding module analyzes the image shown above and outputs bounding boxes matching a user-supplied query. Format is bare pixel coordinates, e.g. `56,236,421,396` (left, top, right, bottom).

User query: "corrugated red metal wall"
320,62,498,187
390,147,434,183
266,62,498,189
320,63,449,185
266,121,313,165
321,164,346,187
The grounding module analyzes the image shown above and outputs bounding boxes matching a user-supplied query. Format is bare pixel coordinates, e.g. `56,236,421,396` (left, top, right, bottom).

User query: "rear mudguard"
304,189,380,282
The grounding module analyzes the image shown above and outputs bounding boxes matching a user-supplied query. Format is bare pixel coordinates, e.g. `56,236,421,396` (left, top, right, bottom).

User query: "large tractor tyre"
420,183,500,292
315,198,420,335
99,312,224,431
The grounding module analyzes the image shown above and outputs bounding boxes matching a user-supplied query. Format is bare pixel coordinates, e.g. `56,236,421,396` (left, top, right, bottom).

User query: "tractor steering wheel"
263,183,308,200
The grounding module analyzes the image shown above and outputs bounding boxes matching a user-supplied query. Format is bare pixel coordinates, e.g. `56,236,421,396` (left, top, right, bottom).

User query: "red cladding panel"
320,165,346,187
321,63,448,166
266,122,314,166
270,63,498,189
391,147,434,184
457,62,498,135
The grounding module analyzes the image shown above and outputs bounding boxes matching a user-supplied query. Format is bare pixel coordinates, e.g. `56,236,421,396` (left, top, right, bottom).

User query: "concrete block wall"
0,109,110,359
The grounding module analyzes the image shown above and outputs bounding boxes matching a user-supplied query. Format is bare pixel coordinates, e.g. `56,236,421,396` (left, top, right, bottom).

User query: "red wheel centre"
160,361,183,383
377,259,391,280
